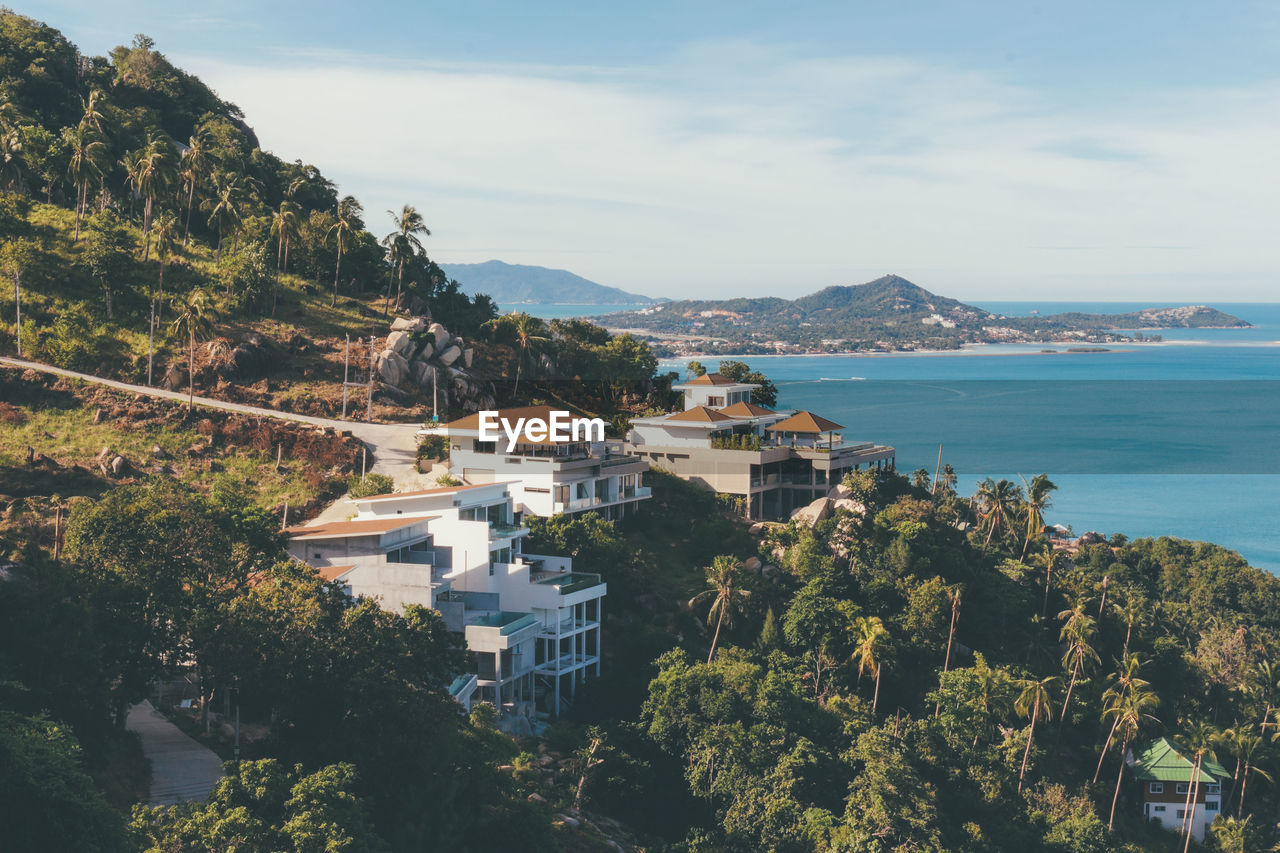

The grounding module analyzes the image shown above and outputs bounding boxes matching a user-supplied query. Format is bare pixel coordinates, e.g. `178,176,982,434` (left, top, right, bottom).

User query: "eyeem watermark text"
478,410,607,452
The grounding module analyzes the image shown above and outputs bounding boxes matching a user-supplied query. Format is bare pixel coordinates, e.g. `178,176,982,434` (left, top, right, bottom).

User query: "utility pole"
232,681,241,764
366,336,375,423
341,333,350,419
932,443,943,496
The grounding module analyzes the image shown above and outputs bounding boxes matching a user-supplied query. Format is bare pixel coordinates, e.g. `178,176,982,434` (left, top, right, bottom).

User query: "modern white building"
427,405,651,521
627,372,895,519
285,481,604,717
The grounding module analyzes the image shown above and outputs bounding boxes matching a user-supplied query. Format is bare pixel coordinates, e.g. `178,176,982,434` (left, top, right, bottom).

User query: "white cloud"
184,44,1280,300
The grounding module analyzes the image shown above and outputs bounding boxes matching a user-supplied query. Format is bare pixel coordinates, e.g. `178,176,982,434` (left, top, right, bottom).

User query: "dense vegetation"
0,11,660,418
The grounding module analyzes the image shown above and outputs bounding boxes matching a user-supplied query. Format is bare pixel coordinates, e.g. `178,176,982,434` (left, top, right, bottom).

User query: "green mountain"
442,260,660,305
598,274,1249,353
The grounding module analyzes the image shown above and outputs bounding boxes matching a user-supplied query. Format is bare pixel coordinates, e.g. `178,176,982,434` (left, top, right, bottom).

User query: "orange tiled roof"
667,405,735,423
717,401,777,418
682,372,738,386
285,515,437,541
766,411,845,433
444,405,593,446
317,564,355,581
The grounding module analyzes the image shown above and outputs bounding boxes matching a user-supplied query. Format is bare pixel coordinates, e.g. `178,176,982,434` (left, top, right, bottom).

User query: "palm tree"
270,199,299,316
1221,725,1272,818
169,289,217,411
1104,682,1160,830
1031,547,1065,618
202,172,245,262
147,212,180,384
383,204,430,314
1248,660,1280,737
1176,722,1220,852
134,131,175,260
688,555,749,664
328,195,362,307
1058,605,1100,722
79,89,107,135
505,312,550,399
1093,653,1151,783
0,120,25,192
1113,588,1147,657
975,477,1022,546
179,129,210,246
1014,675,1060,793
1,238,38,357
852,616,890,715
1019,473,1057,558
66,126,106,242
934,585,963,717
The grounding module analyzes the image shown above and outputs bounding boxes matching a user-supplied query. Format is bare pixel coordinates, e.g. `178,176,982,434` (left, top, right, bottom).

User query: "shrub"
347,472,394,497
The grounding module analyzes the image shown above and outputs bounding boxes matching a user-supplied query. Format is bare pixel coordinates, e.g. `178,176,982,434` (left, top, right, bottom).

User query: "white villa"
626,372,895,519
285,481,604,717
428,405,651,521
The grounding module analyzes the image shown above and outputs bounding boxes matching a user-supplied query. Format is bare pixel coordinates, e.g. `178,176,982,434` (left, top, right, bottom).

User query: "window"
1205,801,1219,812
1152,805,1166,813
707,395,724,407
1175,782,1190,794
1176,810,1186,820
1206,784,1220,794
1149,782,1164,794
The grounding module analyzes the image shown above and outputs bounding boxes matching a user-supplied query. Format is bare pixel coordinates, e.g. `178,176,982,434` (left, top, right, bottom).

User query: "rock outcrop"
373,317,496,413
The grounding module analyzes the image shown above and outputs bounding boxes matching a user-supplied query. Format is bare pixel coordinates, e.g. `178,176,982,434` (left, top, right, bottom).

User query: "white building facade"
428,405,651,521
286,481,604,717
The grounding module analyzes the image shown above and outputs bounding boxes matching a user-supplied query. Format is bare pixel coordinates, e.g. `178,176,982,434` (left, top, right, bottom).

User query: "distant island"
593,274,1251,356
441,260,664,305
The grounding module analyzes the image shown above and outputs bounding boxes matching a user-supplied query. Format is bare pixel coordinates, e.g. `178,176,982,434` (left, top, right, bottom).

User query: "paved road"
126,701,226,806
0,356,427,488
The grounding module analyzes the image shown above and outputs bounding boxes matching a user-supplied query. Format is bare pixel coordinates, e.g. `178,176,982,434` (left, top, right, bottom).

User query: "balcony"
468,610,540,636
533,571,603,596
488,522,527,541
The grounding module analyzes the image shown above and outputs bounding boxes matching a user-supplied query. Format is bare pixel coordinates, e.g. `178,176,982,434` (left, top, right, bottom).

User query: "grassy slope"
14,202,433,421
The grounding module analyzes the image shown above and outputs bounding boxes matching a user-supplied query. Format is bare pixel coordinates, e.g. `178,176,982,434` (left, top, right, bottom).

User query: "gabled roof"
446,405,559,431
682,372,739,386
766,411,845,433
356,482,497,502
666,405,735,423
1131,737,1230,782
285,515,437,541
718,401,777,418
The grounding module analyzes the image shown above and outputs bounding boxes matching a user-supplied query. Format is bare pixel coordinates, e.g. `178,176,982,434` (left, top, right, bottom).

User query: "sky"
21,1,1280,302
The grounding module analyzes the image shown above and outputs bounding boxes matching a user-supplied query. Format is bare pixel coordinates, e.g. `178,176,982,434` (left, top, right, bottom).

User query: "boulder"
552,815,580,829
414,341,434,361
385,330,414,357
762,563,779,578
375,350,409,385
827,482,853,499
109,455,127,476
438,344,462,366
463,347,474,368
790,496,832,526
151,445,169,460
744,556,762,573
411,361,436,387
748,521,767,536
390,316,427,333
527,792,546,804
428,322,451,349
833,498,867,516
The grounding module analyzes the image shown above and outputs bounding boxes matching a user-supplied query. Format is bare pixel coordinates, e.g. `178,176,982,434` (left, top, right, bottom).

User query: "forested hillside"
0,12,661,420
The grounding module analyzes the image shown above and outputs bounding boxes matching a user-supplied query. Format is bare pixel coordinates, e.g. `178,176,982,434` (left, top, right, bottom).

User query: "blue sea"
635,301,1280,571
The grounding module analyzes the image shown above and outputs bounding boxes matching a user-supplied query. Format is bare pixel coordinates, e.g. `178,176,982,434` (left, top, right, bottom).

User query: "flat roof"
356,482,499,502
286,515,438,541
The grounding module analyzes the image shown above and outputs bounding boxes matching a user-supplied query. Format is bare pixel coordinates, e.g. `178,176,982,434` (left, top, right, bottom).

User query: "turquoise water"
657,302,1280,570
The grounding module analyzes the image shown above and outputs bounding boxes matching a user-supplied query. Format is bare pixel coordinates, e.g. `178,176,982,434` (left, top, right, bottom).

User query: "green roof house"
1130,737,1229,841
